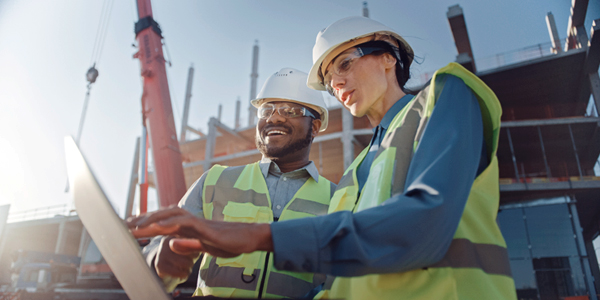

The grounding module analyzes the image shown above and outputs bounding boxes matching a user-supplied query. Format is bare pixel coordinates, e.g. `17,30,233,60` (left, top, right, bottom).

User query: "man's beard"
256,127,313,160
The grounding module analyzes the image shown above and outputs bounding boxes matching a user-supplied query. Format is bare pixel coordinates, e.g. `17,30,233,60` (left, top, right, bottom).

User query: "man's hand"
127,207,274,258
154,236,199,279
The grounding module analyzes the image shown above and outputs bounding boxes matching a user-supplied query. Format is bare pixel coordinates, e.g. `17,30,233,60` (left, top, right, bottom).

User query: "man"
130,17,517,300
142,67,335,298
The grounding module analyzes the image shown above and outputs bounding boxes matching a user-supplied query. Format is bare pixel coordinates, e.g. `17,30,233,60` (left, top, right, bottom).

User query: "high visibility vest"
323,63,517,300
195,162,332,299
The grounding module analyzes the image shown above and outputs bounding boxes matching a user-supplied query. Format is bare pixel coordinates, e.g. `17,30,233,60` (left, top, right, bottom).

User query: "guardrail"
409,38,568,87
499,176,600,185
476,39,565,72
6,204,77,223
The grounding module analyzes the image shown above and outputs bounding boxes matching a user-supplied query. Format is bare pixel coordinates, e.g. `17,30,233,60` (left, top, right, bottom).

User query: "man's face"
255,101,318,160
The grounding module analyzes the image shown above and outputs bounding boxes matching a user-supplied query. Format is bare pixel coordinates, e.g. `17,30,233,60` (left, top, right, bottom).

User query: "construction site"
0,0,599,299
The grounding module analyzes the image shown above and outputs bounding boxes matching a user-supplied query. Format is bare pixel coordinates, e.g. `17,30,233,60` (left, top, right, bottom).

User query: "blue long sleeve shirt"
270,75,488,276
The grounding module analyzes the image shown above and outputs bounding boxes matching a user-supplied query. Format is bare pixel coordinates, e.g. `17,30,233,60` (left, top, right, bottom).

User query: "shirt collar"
259,157,320,182
376,94,415,131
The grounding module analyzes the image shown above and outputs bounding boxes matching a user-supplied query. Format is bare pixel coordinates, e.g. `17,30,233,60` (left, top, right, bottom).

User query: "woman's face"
324,48,391,117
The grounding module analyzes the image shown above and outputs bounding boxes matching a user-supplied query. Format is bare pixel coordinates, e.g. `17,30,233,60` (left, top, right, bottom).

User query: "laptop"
64,136,173,300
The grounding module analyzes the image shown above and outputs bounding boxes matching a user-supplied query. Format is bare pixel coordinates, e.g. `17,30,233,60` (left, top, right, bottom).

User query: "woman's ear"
383,52,397,68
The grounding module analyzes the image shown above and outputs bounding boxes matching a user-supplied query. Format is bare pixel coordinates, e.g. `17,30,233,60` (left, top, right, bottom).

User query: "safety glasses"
323,45,388,96
257,103,317,120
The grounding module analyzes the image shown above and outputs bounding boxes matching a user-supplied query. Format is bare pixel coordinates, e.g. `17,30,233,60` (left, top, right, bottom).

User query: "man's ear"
311,119,322,137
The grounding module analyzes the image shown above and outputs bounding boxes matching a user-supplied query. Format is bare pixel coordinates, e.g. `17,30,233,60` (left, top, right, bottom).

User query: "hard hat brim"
307,31,413,91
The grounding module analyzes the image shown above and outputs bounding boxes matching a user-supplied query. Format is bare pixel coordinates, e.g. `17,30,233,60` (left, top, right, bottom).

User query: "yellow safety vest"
195,162,332,298
323,63,517,300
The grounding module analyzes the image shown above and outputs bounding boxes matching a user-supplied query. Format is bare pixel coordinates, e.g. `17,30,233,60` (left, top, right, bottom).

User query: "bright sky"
0,0,598,217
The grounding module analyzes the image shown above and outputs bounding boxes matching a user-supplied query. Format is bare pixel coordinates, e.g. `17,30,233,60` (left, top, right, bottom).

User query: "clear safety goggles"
323,45,388,96
257,103,317,120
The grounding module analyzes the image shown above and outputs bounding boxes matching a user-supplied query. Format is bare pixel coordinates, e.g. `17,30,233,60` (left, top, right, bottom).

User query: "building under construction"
1,1,599,299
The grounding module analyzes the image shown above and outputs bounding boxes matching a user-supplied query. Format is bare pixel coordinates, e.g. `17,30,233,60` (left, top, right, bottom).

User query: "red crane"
133,0,186,209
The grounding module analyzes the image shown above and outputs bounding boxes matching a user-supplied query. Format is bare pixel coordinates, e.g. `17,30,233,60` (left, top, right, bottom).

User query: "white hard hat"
307,16,414,91
251,67,329,132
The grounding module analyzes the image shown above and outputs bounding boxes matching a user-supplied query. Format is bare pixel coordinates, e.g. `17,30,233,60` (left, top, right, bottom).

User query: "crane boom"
134,0,186,208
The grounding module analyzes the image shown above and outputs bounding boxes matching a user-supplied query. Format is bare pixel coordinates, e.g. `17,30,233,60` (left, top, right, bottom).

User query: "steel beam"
537,126,552,178
185,125,205,137
185,148,260,170
213,118,254,146
568,124,584,178
501,117,600,128
500,180,600,192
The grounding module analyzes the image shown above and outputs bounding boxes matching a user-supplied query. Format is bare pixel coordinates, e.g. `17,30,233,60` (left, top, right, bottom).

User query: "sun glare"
0,137,25,207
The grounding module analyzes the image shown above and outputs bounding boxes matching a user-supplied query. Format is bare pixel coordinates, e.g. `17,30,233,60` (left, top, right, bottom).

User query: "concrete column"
204,118,217,172
591,72,600,114
546,12,562,53
77,228,90,257
248,41,259,126
447,5,476,73
0,205,10,265
585,239,600,297
218,104,223,122
342,110,354,170
587,20,600,73
235,97,241,129
570,202,599,300
565,0,589,50
125,137,141,219
573,25,590,49
588,21,600,113
55,218,68,254
180,65,195,142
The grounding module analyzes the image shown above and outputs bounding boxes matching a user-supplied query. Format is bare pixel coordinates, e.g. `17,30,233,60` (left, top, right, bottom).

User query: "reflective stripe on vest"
197,162,331,299
324,63,516,300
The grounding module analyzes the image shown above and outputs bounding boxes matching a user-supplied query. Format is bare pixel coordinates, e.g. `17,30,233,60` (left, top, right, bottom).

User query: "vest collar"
376,94,415,131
